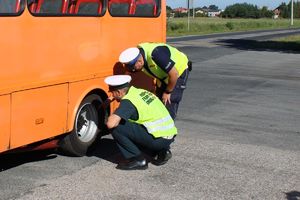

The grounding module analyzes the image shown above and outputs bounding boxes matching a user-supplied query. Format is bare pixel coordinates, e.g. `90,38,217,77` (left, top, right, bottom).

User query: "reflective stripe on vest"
143,115,175,133
123,86,177,138
138,42,189,84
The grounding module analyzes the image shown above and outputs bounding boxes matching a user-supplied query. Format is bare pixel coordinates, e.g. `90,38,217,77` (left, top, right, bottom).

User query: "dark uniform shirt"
114,99,138,121
139,46,175,73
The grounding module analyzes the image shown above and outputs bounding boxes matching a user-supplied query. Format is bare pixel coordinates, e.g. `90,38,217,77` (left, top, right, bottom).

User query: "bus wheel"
59,94,103,156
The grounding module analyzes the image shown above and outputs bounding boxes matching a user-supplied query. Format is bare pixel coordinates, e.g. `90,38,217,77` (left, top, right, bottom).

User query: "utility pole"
291,0,294,26
192,0,195,18
187,0,190,31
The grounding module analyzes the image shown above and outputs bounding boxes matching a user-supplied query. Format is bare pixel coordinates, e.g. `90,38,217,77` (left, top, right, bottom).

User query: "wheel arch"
67,80,110,134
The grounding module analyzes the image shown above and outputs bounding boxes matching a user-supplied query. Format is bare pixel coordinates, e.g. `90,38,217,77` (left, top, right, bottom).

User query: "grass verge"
167,18,300,37
275,34,300,43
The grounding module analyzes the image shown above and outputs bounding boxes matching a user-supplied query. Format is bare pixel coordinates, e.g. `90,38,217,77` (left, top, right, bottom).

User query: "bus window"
0,0,24,15
108,0,134,16
108,0,160,17
69,0,104,15
28,0,68,14
28,0,104,16
135,0,158,16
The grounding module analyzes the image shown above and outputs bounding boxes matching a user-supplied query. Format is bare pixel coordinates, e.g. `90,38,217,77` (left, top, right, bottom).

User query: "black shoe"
152,150,172,166
116,158,148,170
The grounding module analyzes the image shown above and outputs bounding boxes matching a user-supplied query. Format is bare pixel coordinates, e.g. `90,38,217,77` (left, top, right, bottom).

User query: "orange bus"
0,0,166,156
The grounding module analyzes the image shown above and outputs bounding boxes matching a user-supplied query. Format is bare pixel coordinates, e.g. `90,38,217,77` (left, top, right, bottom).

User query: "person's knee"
112,123,132,138
111,126,124,139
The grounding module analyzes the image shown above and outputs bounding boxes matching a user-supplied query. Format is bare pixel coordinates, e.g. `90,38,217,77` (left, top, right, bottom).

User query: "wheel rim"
75,103,98,143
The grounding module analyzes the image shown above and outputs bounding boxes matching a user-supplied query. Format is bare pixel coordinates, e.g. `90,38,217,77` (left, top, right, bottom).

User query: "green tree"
208,5,219,11
291,1,300,18
261,6,273,18
222,3,263,18
166,5,173,17
166,6,172,12
279,3,289,18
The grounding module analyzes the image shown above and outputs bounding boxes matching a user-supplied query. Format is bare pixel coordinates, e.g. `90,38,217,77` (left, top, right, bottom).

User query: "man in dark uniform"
119,42,191,120
104,75,177,170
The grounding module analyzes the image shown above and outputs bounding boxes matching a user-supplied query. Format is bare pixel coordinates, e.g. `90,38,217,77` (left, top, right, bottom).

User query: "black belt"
188,61,192,71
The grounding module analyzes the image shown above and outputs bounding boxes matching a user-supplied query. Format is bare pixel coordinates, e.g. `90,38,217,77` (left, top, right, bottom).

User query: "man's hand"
102,96,115,109
107,96,115,101
162,67,178,105
162,92,171,105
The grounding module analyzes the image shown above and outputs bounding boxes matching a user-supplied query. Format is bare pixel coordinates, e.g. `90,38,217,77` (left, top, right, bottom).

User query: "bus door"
0,95,11,152
10,84,68,149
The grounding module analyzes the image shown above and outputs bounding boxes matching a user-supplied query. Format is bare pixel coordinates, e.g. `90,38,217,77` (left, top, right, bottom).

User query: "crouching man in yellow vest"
104,75,177,170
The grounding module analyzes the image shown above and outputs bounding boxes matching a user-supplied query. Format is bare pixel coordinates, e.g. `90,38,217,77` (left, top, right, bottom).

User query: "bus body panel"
10,84,68,149
100,16,166,60
0,12,104,94
0,95,11,152
0,14,165,94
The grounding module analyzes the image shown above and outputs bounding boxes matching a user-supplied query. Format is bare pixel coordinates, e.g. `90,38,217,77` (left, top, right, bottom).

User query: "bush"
225,22,234,30
167,22,185,31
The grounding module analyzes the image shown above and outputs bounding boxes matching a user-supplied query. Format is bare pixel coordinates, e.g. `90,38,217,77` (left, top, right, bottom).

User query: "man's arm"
166,67,179,93
151,46,179,104
102,96,120,129
162,67,179,105
106,114,121,129
106,99,138,129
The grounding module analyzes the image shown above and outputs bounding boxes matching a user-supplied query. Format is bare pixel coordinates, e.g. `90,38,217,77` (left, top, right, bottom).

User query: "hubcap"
75,103,98,143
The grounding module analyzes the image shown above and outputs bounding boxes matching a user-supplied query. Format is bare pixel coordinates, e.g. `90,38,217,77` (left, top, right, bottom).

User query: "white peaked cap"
119,47,140,63
104,75,132,91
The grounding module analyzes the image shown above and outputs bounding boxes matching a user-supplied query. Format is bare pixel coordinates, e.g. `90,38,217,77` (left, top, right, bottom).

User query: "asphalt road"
1,29,300,200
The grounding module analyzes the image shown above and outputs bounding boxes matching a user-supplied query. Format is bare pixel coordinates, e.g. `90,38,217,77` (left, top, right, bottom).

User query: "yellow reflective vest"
123,86,177,138
138,42,189,84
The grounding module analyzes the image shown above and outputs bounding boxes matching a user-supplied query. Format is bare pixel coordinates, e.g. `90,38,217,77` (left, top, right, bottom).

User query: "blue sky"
166,0,291,10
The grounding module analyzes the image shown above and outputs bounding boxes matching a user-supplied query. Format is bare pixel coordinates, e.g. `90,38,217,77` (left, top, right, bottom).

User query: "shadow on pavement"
0,149,57,172
285,191,300,200
87,138,122,164
217,39,300,53
87,137,156,164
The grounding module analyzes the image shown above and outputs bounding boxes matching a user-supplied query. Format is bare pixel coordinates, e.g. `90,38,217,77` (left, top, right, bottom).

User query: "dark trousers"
111,120,174,159
156,69,189,120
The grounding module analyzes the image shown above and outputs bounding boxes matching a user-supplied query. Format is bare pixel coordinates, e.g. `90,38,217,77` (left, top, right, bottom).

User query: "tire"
59,94,105,156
